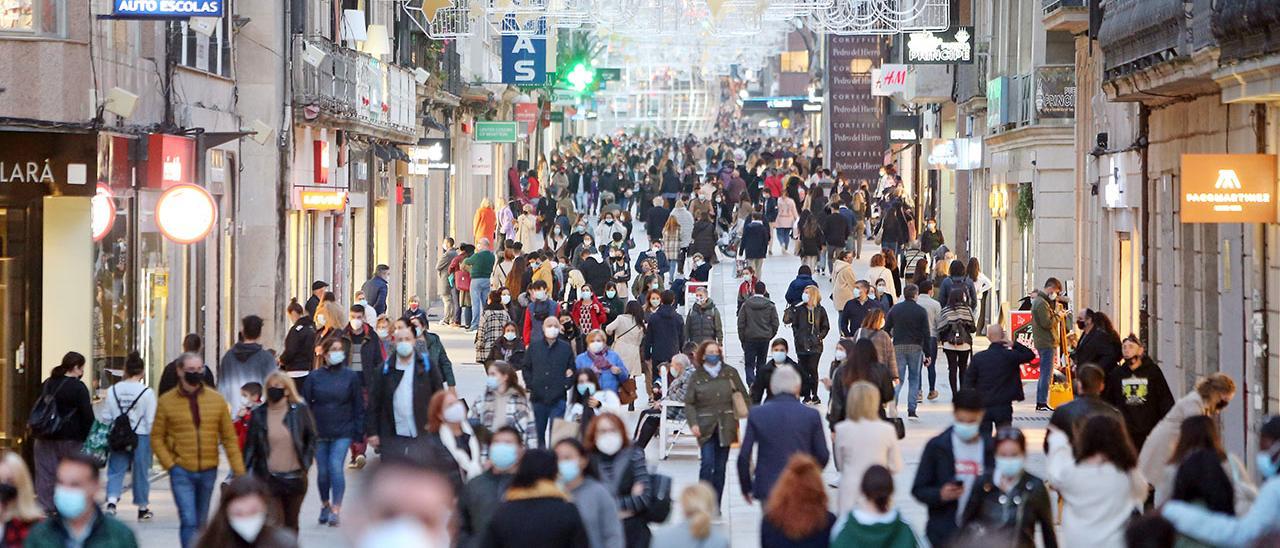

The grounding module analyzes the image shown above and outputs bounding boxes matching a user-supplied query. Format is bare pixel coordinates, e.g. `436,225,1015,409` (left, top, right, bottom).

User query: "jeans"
944,348,971,394
576,189,589,212
106,434,151,507
667,260,679,284
923,337,938,392
742,339,769,388
315,438,352,507
699,430,731,504
532,399,567,449
171,466,217,548
775,227,792,251
894,347,924,415
883,240,901,255
470,278,492,329
440,275,456,324
982,404,1014,440
1036,348,1056,405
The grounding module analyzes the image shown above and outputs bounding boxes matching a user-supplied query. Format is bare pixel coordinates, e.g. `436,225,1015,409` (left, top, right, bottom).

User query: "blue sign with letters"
501,33,547,85
113,0,224,18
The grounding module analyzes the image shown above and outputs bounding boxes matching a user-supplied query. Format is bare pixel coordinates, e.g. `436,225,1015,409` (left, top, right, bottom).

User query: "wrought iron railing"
1042,0,1086,15
291,35,417,137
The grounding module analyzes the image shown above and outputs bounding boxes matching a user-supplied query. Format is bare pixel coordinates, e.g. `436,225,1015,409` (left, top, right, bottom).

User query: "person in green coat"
26,453,138,548
831,465,919,548
1029,277,1065,411
684,340,749,505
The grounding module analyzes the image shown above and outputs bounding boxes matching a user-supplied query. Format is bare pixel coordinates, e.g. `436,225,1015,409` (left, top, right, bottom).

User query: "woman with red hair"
761,454,837,547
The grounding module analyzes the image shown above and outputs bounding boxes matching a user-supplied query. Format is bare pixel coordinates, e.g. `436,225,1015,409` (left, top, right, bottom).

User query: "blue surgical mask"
395,341,415,358
1256,450,1280,479
53,486,87,520
994,456,1024,479
703,355,721,366
486,376,500,390
953,421,980,441
327,351,346,366
577,383,595,396
558,460,581,483
771,351,787,363
489,442,518,470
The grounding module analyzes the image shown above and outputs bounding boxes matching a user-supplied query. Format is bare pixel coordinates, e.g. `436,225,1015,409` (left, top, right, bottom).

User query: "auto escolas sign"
113,0,224,18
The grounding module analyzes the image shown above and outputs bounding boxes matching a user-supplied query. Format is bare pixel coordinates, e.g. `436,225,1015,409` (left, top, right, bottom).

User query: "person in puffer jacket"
737,281,779,388
685,286,723,345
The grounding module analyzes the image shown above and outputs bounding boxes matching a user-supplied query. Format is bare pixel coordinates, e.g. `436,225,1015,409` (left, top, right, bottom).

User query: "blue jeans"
315,438,352,507
170,466,217,548
699,431,731,504
1036,348,1055,405
470,278,492,329
924,337,938,392
894,347,924,414
106,435,151,507
532,399,566,449
775,227,792,250
741,339,769,389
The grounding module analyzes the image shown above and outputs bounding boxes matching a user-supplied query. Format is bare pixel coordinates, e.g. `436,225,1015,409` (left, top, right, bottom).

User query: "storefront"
288,126,345,302
0,130,96,451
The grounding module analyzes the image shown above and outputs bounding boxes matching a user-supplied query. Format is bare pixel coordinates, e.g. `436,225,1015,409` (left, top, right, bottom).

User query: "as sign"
501,33,547,85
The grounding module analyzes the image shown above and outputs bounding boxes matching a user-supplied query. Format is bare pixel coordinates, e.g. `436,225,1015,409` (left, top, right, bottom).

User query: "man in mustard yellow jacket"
152,352,245,548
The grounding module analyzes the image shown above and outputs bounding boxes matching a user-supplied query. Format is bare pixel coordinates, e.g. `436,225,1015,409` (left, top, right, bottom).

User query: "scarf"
181,385,203,429
590,350,611,372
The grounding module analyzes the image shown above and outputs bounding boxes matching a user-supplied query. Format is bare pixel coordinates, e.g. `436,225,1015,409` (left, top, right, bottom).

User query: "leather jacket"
960,471,1058,548
243,402,317,477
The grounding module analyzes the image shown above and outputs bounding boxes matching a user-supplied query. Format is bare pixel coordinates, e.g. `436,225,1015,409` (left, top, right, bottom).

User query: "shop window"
0,0,62,37
169,13,233,78
779,51,809,74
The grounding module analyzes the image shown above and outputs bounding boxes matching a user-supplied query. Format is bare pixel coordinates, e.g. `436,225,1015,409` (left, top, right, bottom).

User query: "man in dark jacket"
737,365,829,503
737,282,779,387
839,280,885,336
159,333,215,394
642,290,686,369
577,248,611,293
912,389,994,548
1104,335,1175,451
1046,363,1122,452
739,214,771,274
366,327,445,458
218,315,278,413
919,218,944,254
344,305,384,385
524,317,576,448
26,454,138,546
884,284,930,417
820,204,850,274
458,427,522,548
964,325,1036,438
784,265,817,306
644,196,669,242
305,280,328,318
633,241,669,276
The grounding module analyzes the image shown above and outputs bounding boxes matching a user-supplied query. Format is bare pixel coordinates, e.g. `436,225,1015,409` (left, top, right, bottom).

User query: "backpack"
27,378,73,439
530,300,555,326
107,386,149,452
643,473,674,523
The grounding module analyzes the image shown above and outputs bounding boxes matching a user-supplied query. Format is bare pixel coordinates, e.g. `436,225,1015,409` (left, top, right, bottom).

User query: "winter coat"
484,481,589,548
574,350,629,392
1103,356,1175,450
959,471,1057,548
829,361,896,427
345,324,386,384
568,478,626,548
784,304,830,355
964,341,1036,408
685,300,724,344
1030,290,1062,349
152,385,246,474
785,274,818,306
476,308,512,361
280,316,317,373
684,365,750,447
774,196,799,229
840,298,887,337
853,328,898,375
366,352,445,439
468,388,537,449
865,266,898,300
738,295,780,342
578,257,611,293
458,471,514,548
301,364,364,440
690,220,719,264
524,337,576,404
522,299,561,344
645,206,670,241
671,206,695,247
751,357,795,405
641,305,686,367
243,402,317,477
474,206,496,246
605,315,645,372
740,220,771,259
821,210,851,246
884,300,930,348
832,259,857,310
912,426,994,546
938,304,977,351
1073,328,1123,373
938,275,977,309
919,228,944,254
25,507,138,548
1137,391,1214,492
218,342,278,413
33,374,94,442
736,393,829,501
569,297,609,333
797,215,825,257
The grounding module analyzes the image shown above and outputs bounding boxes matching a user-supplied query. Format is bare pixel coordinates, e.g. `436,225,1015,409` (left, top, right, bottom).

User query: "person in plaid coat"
469,361,538,450
475,292,512,363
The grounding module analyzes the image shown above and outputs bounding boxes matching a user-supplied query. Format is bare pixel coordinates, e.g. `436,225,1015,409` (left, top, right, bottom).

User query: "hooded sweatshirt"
738,295,780,342
1104,356,1175,449
218,342,278,412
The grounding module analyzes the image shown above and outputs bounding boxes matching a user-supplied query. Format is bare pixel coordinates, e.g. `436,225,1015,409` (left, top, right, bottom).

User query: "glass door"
0,205,39,451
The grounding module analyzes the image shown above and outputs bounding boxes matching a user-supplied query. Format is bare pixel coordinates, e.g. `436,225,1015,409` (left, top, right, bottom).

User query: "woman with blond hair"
0,451,44,544
653,482,729,547
762,454,838,547
1138,373,1237,493
242,372,316,532
834,382,903,514
784,285,830,404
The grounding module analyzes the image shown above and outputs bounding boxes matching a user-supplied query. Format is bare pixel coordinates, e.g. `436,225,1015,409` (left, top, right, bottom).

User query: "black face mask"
267,387,286,403
1215,399,1229,411
1076,320,1087,330
183,371,204,386
0,483,16,505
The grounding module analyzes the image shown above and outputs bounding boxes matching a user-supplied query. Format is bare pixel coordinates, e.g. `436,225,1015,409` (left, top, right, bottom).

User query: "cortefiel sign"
113,0,224,18
501,33,547,85
1180,154,1278,223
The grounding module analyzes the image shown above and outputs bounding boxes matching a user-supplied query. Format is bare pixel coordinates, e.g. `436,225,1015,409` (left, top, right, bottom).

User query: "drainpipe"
1138,104,1151,344
1251,104,1269,446
275,0,294,337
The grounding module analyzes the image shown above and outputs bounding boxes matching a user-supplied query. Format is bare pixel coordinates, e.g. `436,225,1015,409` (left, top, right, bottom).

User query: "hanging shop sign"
550,111,565,123
905,27,974,65
927,138,983,170
146,134,195,189
91,184,116,242
825,35,884,182
112,0,224,18
1180,154,1278,223
1035,66,1076,120
313,140,330,184
501,32,547,85
155,184,217,244
515,103,539,134
474,121,518,143
0,131,96,198
471,144,494,175
299,190,347,211
886,114,922,143
409,139,451,175
871,64,907,96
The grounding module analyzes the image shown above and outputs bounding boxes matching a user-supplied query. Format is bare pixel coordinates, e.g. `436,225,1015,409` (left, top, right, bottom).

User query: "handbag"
883,401,906,440
643,473,674,523
617,378,639,405
550,418,579,446
731,378,750,420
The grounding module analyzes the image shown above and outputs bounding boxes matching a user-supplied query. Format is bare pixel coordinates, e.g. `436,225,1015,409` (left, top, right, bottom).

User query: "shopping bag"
81,420,111,466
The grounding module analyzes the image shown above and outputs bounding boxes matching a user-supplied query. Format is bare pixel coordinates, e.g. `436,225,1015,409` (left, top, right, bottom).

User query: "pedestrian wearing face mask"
242,372,316,533
643,291,687,379
602,282,627,323
427,391,482,483
280,299,316,389
521,280,561,344
25,454,137,547
525,317,578,449
1103,334,1175,451
738,282,780,390
300,337,363,527
343,305,384,388
193,476,298,548
685,286,724,345
1138,373,1236,498
556,438,626,548
476,292,513,364
686,340,750,505
1029,278,1066,411
365,327,446,459
911,389,994,548
958,427,1055,548
486,323,527,369
570,284,610,337
153,352,246,547
219,315,279,417
485,448,590,548
0,451,42,545
470,362,538,451
585,413,653,548
575,330,629,393
458,427,525,548
30,352,95,513
632,260,665,298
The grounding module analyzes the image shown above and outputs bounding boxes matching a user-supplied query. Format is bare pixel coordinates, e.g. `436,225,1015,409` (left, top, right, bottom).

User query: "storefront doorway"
0,205,39,450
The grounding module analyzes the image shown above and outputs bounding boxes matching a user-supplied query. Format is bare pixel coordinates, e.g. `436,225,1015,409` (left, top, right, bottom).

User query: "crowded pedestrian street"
6,0,1280,548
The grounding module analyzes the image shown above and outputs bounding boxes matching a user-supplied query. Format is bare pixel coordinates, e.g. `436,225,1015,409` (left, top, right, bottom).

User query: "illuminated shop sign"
113,0,224,18
1180,154,1278,223
156,184,218,244
300,190,348,211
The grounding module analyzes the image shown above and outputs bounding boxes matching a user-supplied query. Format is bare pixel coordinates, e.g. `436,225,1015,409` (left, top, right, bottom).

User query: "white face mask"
534,291,548,301
358,517,450,548
503,332,517,341
501,294,512,305
852,288,862,298
596,432,624,456
443,402,466,424
375,328,390,339
229,512,267,543
544,327,561,339
350,318,364,331
580,290,593,300
771,351,787,363
589,341,606,354
835,350,847,361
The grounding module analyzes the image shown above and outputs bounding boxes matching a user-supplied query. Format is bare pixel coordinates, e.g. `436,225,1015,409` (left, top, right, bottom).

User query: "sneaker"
927,390,939,401
1036,404,1054,412
105,503,116,516
908,411,919,419
137,508,153,521
328,514,341,528
320,505,332,525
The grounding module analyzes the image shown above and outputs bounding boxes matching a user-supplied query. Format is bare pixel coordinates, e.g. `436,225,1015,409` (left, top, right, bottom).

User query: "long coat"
604,314,644,373
684,365,749,447
832,259,857,310
690,220,718,265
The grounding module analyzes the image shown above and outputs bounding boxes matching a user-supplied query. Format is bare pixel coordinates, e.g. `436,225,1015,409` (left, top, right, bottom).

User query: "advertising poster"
1010,311,1040,381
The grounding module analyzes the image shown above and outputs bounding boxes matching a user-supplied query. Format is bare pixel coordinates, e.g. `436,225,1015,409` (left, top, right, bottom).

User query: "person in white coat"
864,253,897,301
1046,414,1147,548
1138,373,1236,497
605,302,647,392
427,391,483,482
834,381,902,514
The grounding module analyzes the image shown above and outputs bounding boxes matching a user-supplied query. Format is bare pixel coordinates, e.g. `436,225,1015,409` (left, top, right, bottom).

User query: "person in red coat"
569,284,609,337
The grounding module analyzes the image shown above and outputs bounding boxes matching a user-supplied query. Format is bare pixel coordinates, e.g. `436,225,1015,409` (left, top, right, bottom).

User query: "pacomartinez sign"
1180,154,1278,223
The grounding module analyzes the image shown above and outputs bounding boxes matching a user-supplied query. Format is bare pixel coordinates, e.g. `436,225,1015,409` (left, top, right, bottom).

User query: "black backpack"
643,473,673,523
27,378,72,439
107,386,149,452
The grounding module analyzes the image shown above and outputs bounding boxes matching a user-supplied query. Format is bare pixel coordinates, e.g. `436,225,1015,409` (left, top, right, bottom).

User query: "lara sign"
1180,154,1278,223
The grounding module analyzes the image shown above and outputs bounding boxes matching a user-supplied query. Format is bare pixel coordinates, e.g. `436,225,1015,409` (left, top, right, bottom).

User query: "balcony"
1042,0,1088,34
991,65,1075,133
1098,0,1218,102
292,36,418,142
954,52,988,108
1213,1,1280,103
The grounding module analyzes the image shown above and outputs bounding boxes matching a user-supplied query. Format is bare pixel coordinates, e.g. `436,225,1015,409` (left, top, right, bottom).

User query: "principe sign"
1180,154,1278,223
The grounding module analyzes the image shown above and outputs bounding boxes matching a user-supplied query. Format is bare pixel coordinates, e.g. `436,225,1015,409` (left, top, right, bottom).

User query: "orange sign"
300,190,347,210
1181,154,1278,223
